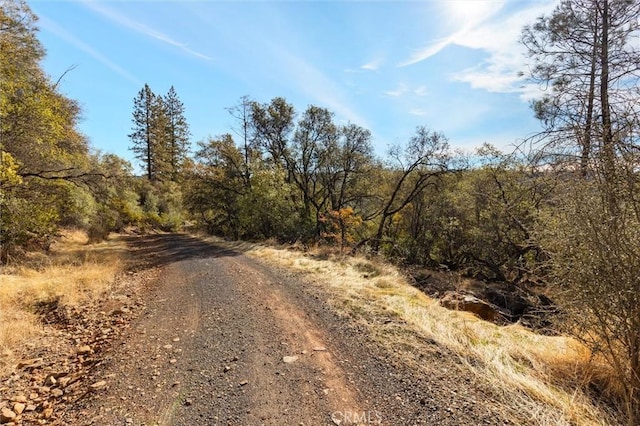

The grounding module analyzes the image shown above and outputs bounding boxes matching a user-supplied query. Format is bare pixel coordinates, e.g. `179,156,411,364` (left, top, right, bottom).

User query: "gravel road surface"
70,234,510,425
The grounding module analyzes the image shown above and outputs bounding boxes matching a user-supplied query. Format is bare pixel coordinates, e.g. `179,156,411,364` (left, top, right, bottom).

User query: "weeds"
0,229,126,375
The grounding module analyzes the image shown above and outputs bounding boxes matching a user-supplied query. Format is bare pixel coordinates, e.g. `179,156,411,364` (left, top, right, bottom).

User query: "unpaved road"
69,234,509,425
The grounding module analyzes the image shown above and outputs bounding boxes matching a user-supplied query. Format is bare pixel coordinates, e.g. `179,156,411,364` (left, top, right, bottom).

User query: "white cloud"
414,86,428,96
398,36,454,67
450,1,557,96
384,83,429,98
442,0,506,27
399,0,558,98
38,14,141,85
409,108,428,116
384,82,409,97
399,1,505,67
82,2,213,61
361,57,383,71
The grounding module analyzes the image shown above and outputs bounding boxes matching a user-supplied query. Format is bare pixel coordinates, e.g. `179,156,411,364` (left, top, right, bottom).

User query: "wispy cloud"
82,2,213,61
267,42,370,128
361,57,383,71
398,36,454,67
399,1,504,67
450,1,557,97
384,82,409,97
38,14,141,85
414,86,428,96
384,83,428,98
409,108,428,117
399,0,557,98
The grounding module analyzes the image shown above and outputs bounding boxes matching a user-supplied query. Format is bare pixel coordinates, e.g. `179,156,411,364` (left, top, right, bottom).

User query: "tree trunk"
581,10,599,177
599,0,617,211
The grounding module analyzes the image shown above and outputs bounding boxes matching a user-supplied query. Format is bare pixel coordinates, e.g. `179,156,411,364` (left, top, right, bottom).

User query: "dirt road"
70,234,508,425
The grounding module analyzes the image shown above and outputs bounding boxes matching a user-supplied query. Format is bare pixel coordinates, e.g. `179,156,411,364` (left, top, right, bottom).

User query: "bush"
540,178,640,422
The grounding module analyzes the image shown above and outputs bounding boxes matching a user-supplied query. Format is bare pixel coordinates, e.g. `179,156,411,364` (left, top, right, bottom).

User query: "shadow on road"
122,233,241,270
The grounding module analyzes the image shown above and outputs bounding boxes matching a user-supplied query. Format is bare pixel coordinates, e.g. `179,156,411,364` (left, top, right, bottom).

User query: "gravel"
62,234,516,425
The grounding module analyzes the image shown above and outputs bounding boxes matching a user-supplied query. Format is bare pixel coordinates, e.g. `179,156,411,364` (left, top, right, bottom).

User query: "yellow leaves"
320,207,363,249
0,151,22,186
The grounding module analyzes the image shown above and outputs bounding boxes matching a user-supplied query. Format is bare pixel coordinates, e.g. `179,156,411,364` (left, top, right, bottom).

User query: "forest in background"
2,0,640,423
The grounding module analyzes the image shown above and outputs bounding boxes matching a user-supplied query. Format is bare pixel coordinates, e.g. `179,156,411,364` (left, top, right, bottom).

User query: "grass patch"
0,229,126,375
249,245,618,425
353,261,383,278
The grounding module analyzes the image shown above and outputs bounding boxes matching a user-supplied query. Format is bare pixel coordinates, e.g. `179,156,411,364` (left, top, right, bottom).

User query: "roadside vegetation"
2,0,640,423
0,229,126,375
250,245,616,425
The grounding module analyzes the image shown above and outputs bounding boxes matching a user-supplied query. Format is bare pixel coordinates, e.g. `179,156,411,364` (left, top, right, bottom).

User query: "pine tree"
163,86,190,181
129,84,162,181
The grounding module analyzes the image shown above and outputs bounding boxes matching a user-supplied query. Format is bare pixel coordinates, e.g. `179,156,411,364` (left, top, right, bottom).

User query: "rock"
58,376,71,388
10,396,27,404
183,398,193,406
25,405,37,412
172,337,180,342
312,346,327,352
440,291,498,322
90,380,107,390
0,408,16,423
223,366,231,373
162,344,173,350
42,407,53,419
282,356,298,364
13,403,25,415
17,358,43,369
239,380,248,386
111,307,128,316
44,375,57,386
51,388,64,398
76,345,92,355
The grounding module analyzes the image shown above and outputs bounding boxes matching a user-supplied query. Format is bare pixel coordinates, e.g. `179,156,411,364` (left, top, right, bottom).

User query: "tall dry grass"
0,229,126,374
249,245,618,425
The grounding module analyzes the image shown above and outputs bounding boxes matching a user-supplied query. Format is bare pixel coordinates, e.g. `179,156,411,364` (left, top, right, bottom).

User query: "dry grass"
0,229,126,375
248,245,617,425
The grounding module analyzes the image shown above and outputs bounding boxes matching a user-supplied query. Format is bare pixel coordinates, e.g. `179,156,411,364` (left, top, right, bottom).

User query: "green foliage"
0,0,105,258
132,179,185,231
129,84,191,182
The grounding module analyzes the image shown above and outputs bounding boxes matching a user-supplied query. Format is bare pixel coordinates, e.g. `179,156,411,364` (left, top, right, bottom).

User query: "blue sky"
30,0,559,166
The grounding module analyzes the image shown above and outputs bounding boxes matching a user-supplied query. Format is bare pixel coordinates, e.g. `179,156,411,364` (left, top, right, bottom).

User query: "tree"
250,97,296,167
0,0,100,259
226,95,257,188
129,84,158,180
371,127,453,253
163,86,190,181
321,123,374,213
129,84,160,180
186,134,246,238
522,0,640,183
524,1,640,422
289,105,338,232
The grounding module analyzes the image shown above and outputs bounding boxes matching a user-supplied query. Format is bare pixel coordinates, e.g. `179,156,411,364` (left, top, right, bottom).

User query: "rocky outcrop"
439,291,498,322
